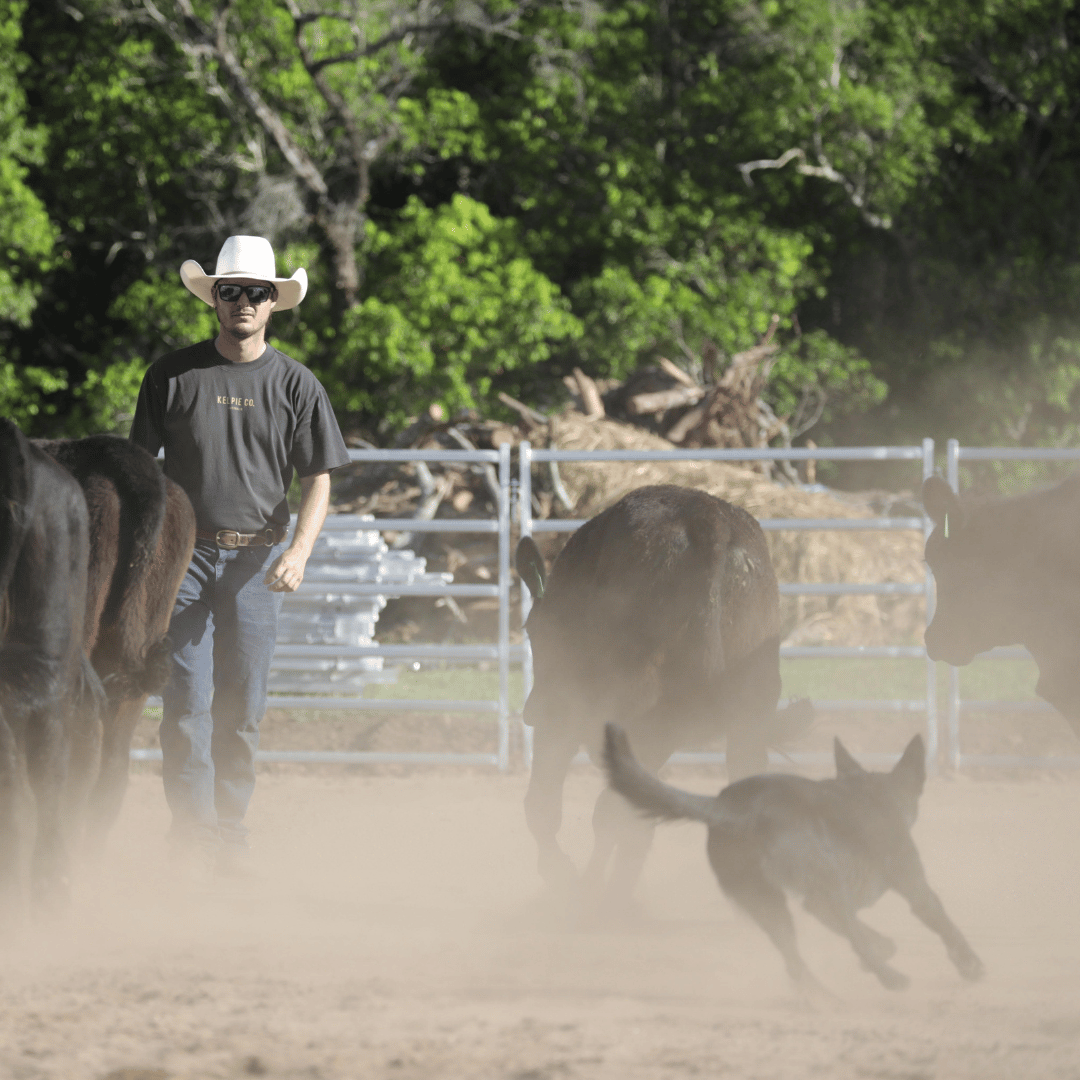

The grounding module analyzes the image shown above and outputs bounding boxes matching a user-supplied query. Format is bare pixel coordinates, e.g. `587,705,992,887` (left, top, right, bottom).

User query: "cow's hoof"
538,848,578,893
876,965,910,991
954,948,985,982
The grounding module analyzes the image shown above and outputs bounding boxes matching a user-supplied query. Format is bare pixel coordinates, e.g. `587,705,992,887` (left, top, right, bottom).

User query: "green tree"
0,0,60,426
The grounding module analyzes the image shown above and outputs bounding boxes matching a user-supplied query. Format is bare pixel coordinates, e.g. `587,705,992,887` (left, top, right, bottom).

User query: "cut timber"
657,356,700,389
627,384,706,416
497,392,547,430
572,367,606,420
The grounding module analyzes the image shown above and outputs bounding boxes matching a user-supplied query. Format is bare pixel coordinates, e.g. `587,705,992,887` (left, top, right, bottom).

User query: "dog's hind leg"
709,837,825,994
803,890,908,990
889,847,985,982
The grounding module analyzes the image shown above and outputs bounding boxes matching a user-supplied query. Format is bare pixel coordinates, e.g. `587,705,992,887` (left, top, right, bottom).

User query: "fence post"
496,442,511,770
945,439,962,771
922,438,938,772
518,441,534,771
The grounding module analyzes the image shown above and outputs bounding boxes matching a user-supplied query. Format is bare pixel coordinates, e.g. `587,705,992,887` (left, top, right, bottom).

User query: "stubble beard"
218,312,268,341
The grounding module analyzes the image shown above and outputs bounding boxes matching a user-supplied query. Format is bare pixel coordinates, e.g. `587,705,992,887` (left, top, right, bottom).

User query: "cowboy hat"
180,235,308,311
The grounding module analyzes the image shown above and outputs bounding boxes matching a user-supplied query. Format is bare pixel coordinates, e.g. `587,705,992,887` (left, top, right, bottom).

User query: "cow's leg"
63,654,104,847
524,723,580,890
583,733,672,903
0,712,22,918
84,694,145,852
724,635,780,780
889,850,984,982
726,725,768,780
24,701,71,914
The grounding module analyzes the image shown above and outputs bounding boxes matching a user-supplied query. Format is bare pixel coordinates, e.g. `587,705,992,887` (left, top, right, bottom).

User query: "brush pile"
331,349,925,648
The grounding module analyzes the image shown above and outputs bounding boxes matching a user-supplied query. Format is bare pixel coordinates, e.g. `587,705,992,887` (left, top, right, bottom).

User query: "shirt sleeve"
129,366,165,457
291,382,352,477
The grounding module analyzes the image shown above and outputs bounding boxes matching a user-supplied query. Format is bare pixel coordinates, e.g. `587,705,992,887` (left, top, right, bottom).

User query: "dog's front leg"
889,849,985,982
804,891,908,990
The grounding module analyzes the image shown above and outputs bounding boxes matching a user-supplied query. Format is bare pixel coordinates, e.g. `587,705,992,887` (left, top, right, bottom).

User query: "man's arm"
264,471,331,593
129,367,165,456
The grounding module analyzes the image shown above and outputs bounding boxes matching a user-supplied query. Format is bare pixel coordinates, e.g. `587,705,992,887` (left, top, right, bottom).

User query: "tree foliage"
5,0,1080,456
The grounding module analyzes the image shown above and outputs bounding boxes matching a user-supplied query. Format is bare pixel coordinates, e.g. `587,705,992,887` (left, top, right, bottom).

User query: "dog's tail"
603,723,727,826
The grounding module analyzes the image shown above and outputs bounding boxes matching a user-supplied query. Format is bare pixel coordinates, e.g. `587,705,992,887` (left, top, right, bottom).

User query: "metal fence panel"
136,437,1080,774
517,440,938,770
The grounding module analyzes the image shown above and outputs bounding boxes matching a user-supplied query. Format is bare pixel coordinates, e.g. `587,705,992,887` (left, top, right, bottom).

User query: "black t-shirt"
129,340,351,533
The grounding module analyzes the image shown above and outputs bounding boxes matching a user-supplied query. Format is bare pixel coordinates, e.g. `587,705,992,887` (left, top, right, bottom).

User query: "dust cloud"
3,763,1080,1079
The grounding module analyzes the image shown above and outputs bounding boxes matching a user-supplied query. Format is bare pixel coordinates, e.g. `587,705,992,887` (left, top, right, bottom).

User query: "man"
130,235,351,876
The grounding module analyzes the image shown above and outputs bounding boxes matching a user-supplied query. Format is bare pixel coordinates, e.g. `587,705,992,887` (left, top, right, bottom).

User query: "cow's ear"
922,477,962,531
891,735,926,796
515,535,547,600
834,738,865,778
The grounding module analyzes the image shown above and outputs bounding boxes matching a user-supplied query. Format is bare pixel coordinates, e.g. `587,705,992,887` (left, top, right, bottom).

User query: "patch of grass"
328,657,1041,712
781,658,1040,704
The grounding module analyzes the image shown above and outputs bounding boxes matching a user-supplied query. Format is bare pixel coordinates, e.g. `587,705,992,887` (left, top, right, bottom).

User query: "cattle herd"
1,416,1078,991
0,417,194,917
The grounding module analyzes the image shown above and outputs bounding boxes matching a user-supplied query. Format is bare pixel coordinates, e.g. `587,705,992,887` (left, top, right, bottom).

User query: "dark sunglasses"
215,282,275,304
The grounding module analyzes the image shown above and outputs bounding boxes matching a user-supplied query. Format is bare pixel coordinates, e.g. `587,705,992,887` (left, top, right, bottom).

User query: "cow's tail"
41,435,168,624
603,724,729,826
102,636,174,704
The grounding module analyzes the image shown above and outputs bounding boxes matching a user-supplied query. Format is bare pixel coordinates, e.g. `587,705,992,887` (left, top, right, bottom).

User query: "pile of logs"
569,314,796,453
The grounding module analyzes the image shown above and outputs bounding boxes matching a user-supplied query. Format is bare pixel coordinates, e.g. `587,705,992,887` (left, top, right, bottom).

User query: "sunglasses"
215,283,275,304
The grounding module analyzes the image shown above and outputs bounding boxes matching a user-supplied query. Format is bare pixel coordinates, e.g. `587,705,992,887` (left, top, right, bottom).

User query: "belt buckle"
215,529,241,549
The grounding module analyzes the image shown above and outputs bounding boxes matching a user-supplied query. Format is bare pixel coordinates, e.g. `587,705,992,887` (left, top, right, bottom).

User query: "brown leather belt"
195,525,288,549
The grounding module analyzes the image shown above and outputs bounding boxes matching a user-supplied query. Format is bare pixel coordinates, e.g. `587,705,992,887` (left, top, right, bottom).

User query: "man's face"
213,278,276,340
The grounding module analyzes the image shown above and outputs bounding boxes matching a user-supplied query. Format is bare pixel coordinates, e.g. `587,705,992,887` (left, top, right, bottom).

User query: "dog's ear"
516,535,547,601
833,738,865,778
891,735,926,797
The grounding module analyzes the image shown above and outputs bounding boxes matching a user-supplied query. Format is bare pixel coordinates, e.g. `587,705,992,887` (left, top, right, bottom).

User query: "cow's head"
517,535,571,727
922,476,1024,665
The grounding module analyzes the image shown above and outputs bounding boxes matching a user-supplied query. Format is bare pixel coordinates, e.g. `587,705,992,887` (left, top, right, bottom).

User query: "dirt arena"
4,759,1080,1080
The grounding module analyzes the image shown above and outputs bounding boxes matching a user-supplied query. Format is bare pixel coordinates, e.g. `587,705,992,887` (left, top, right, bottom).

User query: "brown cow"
36,436,195,844
922,474,1080,733
517,484,812,901
1,419,104,914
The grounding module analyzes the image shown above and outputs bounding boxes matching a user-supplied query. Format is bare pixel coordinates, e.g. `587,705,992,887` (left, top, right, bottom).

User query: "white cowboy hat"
180,235,308,311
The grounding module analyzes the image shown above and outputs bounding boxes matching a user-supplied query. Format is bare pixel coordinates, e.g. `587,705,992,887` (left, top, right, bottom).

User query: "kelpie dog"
603,723,985,992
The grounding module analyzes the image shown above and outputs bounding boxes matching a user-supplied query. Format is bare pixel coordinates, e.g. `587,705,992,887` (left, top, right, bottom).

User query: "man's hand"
265,471,331,593
265,545,309,592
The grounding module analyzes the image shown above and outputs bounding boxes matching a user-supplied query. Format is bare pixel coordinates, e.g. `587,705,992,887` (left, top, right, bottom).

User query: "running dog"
603,723,985,992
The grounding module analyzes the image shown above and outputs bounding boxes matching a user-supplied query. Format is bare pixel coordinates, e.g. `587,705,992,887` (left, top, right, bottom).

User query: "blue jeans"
160,539,285,848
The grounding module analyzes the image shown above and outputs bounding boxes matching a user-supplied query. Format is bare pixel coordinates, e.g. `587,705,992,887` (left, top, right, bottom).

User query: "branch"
283,0,371,190
297,6,522,75
737,146,891,230
156,0,331,201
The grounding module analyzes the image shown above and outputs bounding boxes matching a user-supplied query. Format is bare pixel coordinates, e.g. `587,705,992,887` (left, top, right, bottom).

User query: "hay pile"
542,410,925,647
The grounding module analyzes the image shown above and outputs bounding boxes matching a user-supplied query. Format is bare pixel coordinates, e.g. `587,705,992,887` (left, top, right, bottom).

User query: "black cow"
923,474,1080,733
0,419,104,914
36,436,196,844
516,484,812,898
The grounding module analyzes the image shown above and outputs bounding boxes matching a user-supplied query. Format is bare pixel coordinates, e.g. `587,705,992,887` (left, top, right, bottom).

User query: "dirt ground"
4,760,1080,1080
